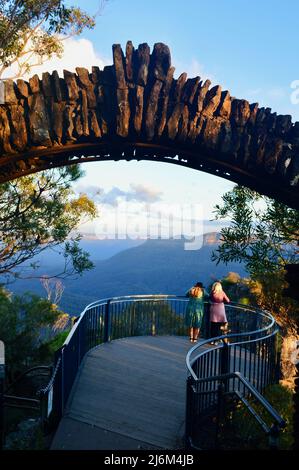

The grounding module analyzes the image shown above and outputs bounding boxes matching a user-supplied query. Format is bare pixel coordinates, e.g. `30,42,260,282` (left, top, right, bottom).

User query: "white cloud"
75,183,163,207
129,184,163,204
246,88,262,98
2,37,109,80
246,86,289,103
266,87,287,99
173,57,217,85
290,106,299,122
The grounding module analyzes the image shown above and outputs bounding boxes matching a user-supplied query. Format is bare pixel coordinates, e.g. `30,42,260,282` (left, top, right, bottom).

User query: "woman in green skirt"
185,282,206,343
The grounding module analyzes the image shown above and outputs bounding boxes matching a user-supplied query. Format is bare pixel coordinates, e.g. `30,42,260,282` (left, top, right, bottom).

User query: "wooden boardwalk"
51,335,197,450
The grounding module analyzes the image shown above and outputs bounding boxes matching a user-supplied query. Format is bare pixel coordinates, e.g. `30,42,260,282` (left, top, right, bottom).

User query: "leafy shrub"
222,383,294,449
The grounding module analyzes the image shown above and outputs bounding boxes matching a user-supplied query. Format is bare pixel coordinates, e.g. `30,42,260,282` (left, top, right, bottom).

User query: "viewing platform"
37,295,284,450
51,335,199,450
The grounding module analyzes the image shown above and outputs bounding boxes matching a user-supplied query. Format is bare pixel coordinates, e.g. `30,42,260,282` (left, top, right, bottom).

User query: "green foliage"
110,301,188,340
46,329,69,351
213,186,299,278
0,285,67,379
4,416,45,449
36,329,69,363
0,284,70,448
223,384,294,450
0,0,100,78
0,165,97,280
218,272,256,308
213,185,299,331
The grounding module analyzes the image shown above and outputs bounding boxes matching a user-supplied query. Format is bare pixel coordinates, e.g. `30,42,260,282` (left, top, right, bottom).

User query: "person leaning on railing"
185,282,208,343
209,281,230,345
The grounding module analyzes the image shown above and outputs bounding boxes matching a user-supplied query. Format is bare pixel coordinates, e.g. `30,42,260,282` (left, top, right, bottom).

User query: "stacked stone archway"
0,41,298,208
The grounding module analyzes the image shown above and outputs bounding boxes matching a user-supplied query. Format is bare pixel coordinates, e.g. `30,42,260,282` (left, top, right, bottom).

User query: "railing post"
204,302,210,339
152,308,156,336
185,376,193,449
268,423,280,450
78,319,81,368
39,388,48,432
0,341,5,450
60,347,65,416
215,383,224,449
104,300,111,343
220,343,230,392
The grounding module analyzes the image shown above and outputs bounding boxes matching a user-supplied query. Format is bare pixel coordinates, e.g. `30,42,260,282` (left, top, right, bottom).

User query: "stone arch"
0,41,298,209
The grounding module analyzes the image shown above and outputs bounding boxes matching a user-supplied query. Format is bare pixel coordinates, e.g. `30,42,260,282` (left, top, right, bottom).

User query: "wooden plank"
52,336,194,449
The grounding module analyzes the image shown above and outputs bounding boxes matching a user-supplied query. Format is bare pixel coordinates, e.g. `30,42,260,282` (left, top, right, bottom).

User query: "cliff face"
202,232,222,245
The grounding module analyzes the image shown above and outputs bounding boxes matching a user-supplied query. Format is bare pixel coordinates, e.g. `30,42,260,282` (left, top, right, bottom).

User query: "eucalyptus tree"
0,165,97,281
0,0,108,78
213,185,299,387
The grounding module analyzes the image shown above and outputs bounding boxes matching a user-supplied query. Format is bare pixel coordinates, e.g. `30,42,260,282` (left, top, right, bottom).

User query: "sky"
6,0,299,239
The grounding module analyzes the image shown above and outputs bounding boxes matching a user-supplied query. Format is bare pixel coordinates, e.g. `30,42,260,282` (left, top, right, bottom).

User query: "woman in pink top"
209,281,230,344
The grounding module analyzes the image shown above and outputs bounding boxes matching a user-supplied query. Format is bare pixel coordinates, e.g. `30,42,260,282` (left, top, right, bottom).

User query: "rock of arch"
0,41,298,208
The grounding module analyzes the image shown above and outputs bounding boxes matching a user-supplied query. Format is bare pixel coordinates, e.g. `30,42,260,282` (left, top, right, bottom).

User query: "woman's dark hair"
195,282,204,288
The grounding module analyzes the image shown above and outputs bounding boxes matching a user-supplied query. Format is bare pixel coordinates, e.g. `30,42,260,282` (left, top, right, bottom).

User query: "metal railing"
38,294,189,427
185,304,282,449
39,295,188,426
4,366,52,396
1,365,53,448
37,295,282,448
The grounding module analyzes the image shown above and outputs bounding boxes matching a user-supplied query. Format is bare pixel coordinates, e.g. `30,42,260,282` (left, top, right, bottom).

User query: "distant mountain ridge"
6,233,246,316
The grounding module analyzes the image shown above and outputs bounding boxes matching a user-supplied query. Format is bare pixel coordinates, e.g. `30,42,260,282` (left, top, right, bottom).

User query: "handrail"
186,328,278,378
188,370,285,428
0,294,280,450
38,357,61,395
187,369,285,449
64,296,274,348
37,294,279,445
4,366,53,394
233,372,285,427
185,300,280,449
56,295,277,386
186,326,277,382
63,295,190,345
234,392,270,434
4,395,40,406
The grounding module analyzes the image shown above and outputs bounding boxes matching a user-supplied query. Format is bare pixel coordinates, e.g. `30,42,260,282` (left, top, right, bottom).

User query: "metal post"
0,341,5,450
185,376,193,448
220,343,230,393
268,423,280,450
215,383,224,449
104,300,111,343
61,348,65,416
39,389,47,432
152,309,156,336
204,303,210,339
78,320,81,368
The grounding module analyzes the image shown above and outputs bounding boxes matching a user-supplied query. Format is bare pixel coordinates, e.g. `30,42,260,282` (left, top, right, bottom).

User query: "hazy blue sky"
75,0,299,119
39,0,299,236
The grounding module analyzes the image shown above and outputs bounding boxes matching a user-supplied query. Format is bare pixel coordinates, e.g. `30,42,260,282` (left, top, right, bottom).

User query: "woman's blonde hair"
190,286,203,298
211,282,223,295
